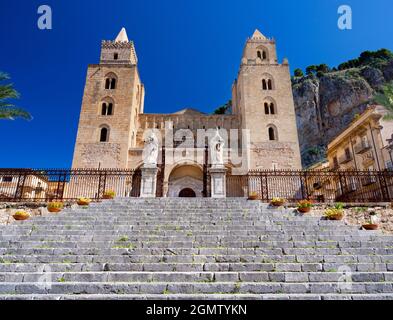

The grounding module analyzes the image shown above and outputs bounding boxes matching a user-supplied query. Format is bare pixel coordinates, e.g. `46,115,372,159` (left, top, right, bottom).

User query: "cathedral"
72,28,301,197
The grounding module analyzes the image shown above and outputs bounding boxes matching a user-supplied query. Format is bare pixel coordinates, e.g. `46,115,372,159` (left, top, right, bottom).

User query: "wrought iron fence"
227,170,393,203
0,169,140,202
1,168,393,203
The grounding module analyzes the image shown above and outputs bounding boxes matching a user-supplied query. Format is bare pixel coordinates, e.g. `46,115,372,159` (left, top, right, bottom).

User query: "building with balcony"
327,105,393,172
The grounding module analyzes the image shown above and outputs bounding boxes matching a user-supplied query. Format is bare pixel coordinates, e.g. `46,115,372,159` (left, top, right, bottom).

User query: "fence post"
14,171,27,201
377,171,390,202
303,171,310,199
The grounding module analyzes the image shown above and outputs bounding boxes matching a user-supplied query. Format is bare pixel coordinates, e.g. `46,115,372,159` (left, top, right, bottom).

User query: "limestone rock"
293,63,392,167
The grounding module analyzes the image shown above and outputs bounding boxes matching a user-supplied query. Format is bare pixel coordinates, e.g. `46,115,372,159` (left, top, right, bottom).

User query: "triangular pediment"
173,108,206,115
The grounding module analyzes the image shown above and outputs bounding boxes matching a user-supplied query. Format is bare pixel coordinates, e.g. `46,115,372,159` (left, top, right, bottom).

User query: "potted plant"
47,201,64,213
248,191,259,200
13,210,30,221
270,197,286,207
324,202,345,221
77,197,91,206
103,190,116,200
297,200,313,213
362,211,379,230
362,220,379,230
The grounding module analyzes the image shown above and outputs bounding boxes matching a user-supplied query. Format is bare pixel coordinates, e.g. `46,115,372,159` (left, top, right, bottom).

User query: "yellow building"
327,105,393,171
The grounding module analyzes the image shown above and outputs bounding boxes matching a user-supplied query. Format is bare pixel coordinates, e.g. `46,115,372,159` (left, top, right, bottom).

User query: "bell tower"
231,29,301,169
72,28,145,169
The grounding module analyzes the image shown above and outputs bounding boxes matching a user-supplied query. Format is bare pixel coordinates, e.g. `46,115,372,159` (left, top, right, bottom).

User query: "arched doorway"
167,165,203,197
179,188,196,197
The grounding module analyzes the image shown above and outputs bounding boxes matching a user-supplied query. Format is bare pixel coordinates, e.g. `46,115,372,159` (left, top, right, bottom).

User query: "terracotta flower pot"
48,207,62,213
298,207,311,213
271,201,284,207
13,214,29,221
362,224,379,230
77,200,90,206
327,214,344,221
103,195,114,200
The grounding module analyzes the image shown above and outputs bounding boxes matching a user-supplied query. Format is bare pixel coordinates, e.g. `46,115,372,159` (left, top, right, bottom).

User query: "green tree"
374,81,393,117
316,64,330,74
305,65,318,76
0,72,32,120
213,100,232,115
293,68,304,77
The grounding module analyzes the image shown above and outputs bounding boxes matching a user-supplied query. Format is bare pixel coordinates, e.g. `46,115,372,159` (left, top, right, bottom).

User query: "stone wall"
288,203,393,234
0,203,74,225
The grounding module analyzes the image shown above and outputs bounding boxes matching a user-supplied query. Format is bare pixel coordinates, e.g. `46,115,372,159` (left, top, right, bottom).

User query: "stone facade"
72,28,302,197
232,30,301,170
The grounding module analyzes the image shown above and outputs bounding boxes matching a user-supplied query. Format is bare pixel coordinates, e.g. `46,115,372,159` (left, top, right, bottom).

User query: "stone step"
0,234,389,242
2,254,393,264
1,240,392,250
0,262,391,272
1,281,393,295
1,293,393,300
1,271,392,283
2,247,393,256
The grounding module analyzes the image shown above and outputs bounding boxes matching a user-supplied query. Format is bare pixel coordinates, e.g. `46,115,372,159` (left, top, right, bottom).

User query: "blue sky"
0,0,392,168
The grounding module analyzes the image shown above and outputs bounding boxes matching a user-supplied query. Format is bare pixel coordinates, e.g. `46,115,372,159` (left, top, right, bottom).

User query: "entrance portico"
167,164,203,198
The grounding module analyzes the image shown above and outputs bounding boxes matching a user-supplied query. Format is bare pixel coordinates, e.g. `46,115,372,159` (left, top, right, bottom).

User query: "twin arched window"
105,78,116,89
105,73,117,89
99,126,110,142
262,78,273,90
101,102,113,115
264,102,275,115
257,50,267,60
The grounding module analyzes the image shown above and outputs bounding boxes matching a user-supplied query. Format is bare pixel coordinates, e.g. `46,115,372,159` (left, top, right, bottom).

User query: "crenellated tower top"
100,27,138,65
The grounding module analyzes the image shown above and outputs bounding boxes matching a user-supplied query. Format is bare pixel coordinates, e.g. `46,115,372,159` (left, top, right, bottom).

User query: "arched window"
264,102,269,114
262,79,267,90
262,51,267,60
257,51,262,59
268,126,278,141
114,53,119,60
101,102,113,116
99,127,109,142
269,103,275,115
105,78,111,89
268,79,273,90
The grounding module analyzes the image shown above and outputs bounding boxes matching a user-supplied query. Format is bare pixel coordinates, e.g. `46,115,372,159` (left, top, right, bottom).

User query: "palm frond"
0,72,10,82
0,71,31,121
0,83,19,100
0,107,33,120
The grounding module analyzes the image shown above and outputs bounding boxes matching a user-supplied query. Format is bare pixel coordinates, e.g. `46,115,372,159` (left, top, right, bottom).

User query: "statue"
210,128,225,167
142,131,159,166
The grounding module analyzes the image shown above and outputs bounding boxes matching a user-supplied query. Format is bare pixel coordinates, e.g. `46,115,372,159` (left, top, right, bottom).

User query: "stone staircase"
1,198,393,300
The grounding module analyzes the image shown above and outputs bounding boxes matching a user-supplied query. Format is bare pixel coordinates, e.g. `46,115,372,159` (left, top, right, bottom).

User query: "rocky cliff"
293,51,393,168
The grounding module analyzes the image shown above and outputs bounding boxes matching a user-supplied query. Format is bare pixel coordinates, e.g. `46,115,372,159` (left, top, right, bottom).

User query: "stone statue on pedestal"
142,131,159,166
210,128,225,167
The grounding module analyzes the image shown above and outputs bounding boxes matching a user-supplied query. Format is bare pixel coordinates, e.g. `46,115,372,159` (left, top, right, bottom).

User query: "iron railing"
226,170,393,203
1,168,393,203
0,169,140,202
